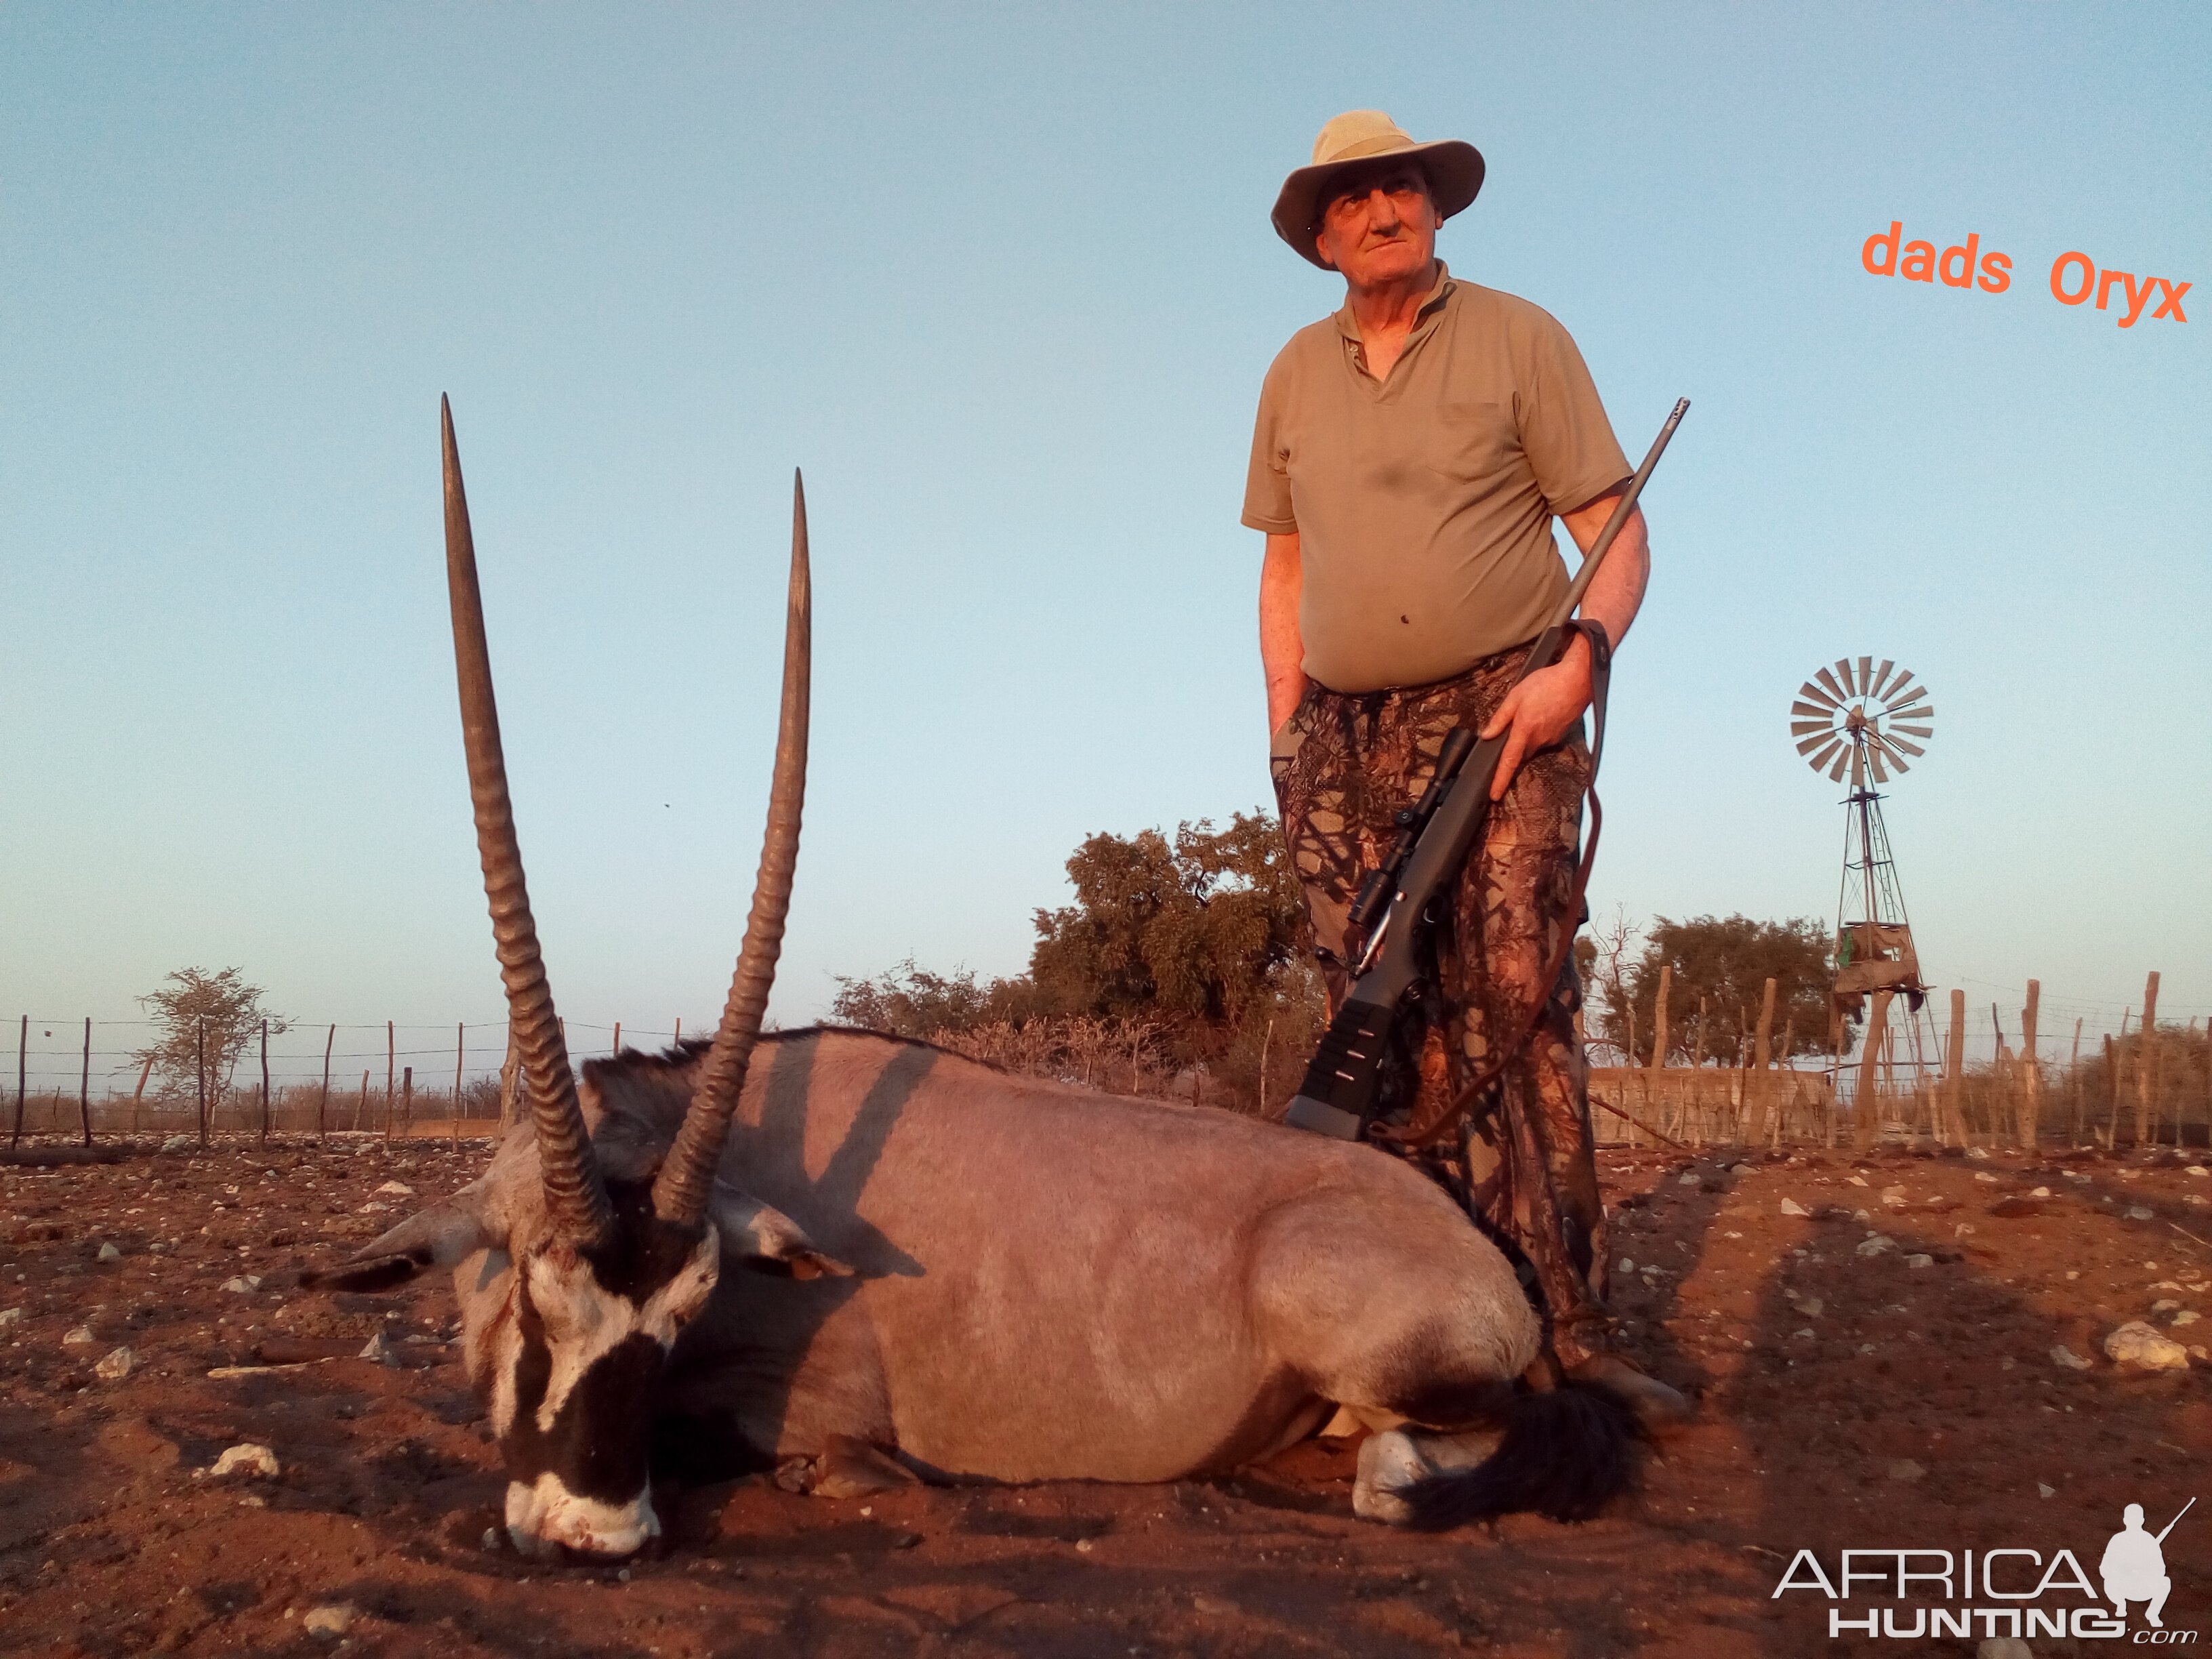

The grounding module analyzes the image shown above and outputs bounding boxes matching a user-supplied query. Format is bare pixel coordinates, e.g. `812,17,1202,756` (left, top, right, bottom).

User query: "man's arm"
1477,491,1650,799
1259,531,1308,732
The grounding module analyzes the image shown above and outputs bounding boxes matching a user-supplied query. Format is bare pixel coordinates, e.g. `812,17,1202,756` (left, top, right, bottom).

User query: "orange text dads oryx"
1861,220,2190,329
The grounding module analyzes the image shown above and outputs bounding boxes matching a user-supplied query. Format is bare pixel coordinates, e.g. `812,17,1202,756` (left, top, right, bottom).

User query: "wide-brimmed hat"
1271,110,1484,268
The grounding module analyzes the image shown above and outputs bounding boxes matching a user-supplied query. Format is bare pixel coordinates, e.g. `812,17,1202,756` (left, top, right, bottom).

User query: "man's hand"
1478,642,1592,800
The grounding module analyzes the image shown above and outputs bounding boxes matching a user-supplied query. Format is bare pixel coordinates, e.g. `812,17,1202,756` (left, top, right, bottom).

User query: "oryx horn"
443,396,613,1247
653,470,811,1226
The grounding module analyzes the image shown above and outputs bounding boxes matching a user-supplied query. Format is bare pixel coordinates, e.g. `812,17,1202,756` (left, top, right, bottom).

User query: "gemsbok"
308,403,1638,1560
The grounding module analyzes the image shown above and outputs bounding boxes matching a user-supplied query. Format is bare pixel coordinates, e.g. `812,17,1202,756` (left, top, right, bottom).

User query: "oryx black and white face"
311,1164,846,1560
307,403,817,1563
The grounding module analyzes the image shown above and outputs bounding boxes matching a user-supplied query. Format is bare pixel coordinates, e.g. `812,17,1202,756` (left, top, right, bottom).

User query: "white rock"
1679,1172,1700,1187
1880,1186,1907,1206
1973,1172,1999,1184
358,1330,399,1364
2173,1311,2200,1328
0,1308,22,1328
2030,1187,2051,1197
96,1242,121,1263
1855,1235,1893,1258
2104,1321,2190,1371
2186,1166,2208,1178
1779,1198,1810,1217
1787,1293,1824,1317
1906,1254,1934,1269
209,1443,280,1479
1616,1259,1635,1274
2126,1206,2155,1221
220,1277,253,1294
62,1324,96,1347
302,1603,355,1638
94,1346,134,1382
2153,1298,2180,1313
2037,1483,2055,1498
375,1180,413,1196
1965,1146,1989,1160
160,1134,193,1152
1847,1175,1868,1187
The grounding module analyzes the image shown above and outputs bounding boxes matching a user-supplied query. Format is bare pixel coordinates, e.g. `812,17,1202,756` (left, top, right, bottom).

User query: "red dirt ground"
1,1134,2206,1657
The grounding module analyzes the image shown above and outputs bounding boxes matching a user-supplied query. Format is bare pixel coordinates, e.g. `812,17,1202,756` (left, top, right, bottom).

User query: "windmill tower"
1790,657,1940,1139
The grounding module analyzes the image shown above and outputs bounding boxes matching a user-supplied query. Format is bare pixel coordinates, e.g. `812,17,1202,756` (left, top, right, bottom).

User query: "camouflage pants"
1269,648,1612,1366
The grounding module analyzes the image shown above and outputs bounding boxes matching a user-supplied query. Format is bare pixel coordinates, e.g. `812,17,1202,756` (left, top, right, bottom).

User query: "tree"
1605,916,1840,1067
828,958,1034,1038
1027,813,1307,1039
132,967,288,1126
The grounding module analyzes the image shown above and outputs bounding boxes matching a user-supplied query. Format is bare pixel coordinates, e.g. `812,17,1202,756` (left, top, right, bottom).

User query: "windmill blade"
1868,745,1889,785
1826,745,1851,782
1883,733,1927,758
1832,659,1857,697
1807,738,1845,775
1816,666,1848,702
1883,682,1925,711
1797,731,1837,756
1887,703,1933,722
1870,734,1910,774
1848,743,1864,789
1890,722,1933,739
1856,656,1874,697
1869,659,1898,698
1792,719,1832,737
1791,699,1834,719
1799,679,1839,710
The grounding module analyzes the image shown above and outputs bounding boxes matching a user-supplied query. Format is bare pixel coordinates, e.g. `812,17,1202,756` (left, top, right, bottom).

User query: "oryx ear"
708,1186,854,1280
303,1193,493,1294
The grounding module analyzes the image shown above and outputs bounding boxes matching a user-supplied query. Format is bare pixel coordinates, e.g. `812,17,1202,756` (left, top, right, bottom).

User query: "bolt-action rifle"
1283,398,1689,1142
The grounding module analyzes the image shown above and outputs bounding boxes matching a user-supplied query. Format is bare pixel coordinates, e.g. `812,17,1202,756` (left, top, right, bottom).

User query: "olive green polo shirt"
1242,263,1631,693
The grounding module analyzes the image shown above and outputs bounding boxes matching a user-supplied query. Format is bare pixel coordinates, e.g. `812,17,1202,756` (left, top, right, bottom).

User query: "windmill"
1791,657,1941,1138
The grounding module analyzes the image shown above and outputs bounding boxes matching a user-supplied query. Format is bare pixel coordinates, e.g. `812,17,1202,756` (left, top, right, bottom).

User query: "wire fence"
3,1015,701,1143
6,973,2207,1150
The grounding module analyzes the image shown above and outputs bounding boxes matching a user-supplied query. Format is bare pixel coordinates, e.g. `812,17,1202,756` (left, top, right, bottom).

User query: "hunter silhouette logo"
2104,1499,2192,1631
1771,1496,2200,1641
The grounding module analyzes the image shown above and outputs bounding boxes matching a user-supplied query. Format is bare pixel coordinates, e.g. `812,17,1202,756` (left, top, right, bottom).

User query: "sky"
3,4,2207,1092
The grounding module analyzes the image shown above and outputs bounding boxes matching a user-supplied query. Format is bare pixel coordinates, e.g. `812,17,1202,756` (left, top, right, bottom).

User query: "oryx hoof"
1353,1430,1425,1525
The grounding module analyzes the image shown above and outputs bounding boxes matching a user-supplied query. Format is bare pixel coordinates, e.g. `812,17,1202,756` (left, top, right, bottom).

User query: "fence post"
612,1021,621,1057
453,1021,464,1151
2019,979,2041,1150
78,1017,93,1147
1944,989,1967,1145
2103,1033,2119,1148
1644,964,1671,1147
386,1021,396,1132
1775,1015,1795,1145
499,1021,518,1133
196,1016,209,1148
1854,989,1892,1150
131,1055,153,1135
2137,972,2160,1146
319,1025,335,1142
1743,978,1777,1148
2068,1017,2084,1145
356,1070,369,1131
402,1066,413,1139
11,1015,24,1149
258,1019,270,1144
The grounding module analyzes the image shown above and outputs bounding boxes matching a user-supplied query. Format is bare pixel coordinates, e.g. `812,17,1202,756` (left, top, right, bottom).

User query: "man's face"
1313,161,1439,286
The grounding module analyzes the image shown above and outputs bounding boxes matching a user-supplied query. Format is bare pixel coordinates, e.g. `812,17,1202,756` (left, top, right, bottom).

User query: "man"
2100,1504,2173,1628
1246,110,1684,1425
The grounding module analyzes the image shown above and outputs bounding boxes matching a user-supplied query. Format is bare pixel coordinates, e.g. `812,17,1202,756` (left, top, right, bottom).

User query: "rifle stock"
1282,399,1688,1141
